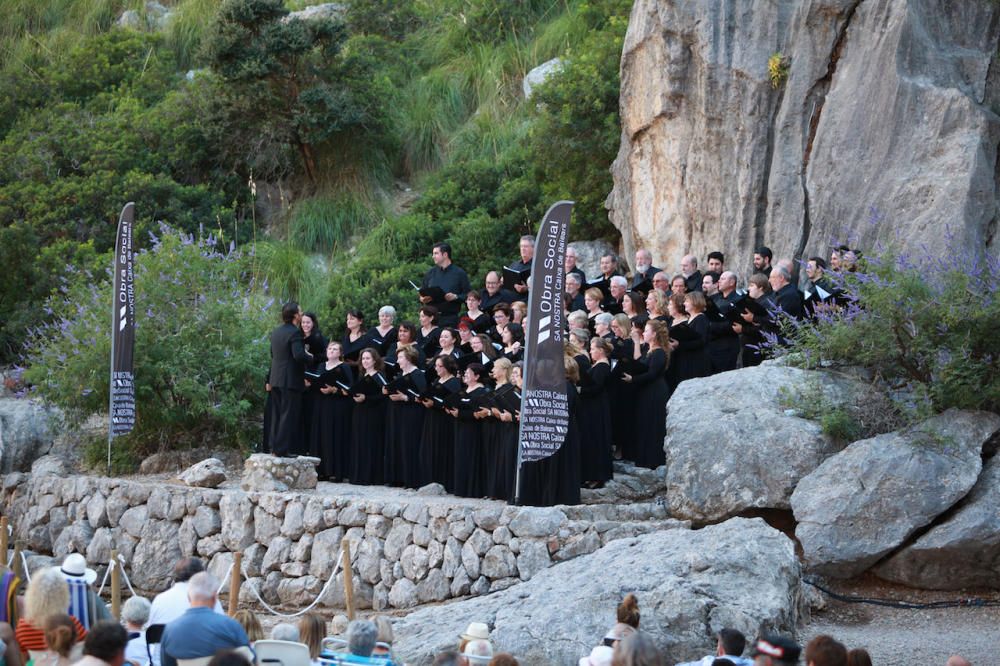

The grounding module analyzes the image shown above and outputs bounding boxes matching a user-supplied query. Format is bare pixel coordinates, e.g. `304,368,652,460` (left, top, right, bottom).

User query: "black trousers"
269,387,302,456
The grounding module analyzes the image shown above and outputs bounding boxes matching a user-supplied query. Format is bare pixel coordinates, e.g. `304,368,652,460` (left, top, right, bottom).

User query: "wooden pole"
0,516,8,573
340,538,354,620
228,552,242,616
110,549,121,620
11,540,25,583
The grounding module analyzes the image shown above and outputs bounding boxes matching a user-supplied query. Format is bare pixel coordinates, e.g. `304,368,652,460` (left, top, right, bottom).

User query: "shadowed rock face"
608,0,1000,275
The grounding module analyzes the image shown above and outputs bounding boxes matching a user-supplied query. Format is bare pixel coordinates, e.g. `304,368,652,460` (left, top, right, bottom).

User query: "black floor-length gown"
418,376,462,490
482,383,516,499
631,347,669,469
578,361,613,483
309,363,354,479
608,336,638,460
384,368,427,487
452,385,489,498
348,372,387,485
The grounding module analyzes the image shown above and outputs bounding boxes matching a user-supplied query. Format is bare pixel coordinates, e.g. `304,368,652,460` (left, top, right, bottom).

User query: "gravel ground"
800,575,1000,666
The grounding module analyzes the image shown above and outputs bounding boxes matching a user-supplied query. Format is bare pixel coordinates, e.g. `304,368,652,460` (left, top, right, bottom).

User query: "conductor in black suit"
268,301,312,457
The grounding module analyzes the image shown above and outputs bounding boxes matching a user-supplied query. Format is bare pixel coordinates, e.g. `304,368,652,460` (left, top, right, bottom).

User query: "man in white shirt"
147,558,224,666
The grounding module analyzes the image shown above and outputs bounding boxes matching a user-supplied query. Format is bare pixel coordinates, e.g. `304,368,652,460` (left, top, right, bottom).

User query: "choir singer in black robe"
622,320,671,469
383,346,427,488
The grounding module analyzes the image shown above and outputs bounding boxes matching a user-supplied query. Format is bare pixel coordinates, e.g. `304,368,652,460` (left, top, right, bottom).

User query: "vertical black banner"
109,202,136,439
518,201,573,462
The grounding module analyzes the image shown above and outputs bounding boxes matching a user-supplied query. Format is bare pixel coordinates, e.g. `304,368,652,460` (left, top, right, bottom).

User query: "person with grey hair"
767,262,803,321
707,270,741,373
269,624,299,642
507,235,535,302
364,305,398,357
593,312,614,339
680,255,702,293
565,246,586,282
122,596,152,666
346,620,378,658
565,272,585,312
631,249,660,290
159,573,251,666
604,276,628,315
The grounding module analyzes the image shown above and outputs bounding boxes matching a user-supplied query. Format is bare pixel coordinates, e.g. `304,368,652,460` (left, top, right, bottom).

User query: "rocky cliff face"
608,0,1000,274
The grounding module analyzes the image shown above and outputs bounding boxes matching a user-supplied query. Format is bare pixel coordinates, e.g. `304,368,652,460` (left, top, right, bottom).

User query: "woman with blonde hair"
15,568,84,660
297,613,326,664
232,610,264,644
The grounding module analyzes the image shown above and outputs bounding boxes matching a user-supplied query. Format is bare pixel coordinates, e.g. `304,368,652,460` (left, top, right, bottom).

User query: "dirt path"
800,577,1000,665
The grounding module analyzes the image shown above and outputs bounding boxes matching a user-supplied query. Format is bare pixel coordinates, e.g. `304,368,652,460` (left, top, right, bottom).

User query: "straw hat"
460,622,490,642
61,553,98,585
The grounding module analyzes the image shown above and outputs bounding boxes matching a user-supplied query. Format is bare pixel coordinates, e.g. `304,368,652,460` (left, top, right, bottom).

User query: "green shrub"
23,227,273,460
787,242,1000,416
289,193,382,253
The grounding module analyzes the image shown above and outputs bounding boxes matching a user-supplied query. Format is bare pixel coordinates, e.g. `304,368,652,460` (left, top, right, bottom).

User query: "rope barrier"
239,552,348,619
97,555,136,597
19,550,31,583
803,578,1000,610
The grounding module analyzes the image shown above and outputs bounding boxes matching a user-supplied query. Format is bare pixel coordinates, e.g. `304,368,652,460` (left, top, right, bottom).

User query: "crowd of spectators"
0,554,977,666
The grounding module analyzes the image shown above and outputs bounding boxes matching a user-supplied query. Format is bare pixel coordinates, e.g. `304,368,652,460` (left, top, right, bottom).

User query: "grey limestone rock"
192,506,222,538
665,366,865,522
507,507,567,538
522,58,563,99
873,448,1000,589
131,520,182,591
262,536,293,573
481,545,517,579
178,458,226,488
515,539,550,581
389,578,418,609
0,398,59,473
792,409,1000,578
400,544,430,581
392,518,800,665
416,568,449,603
241,454,319,492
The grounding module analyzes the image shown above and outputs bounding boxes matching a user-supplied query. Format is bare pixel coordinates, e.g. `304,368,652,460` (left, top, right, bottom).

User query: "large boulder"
608,0,1000,277
873,453,1000,590
522,58,563,99
791,409,1000,578
391,518,802,665
0,398,60,473
178,458,227,488
664,365,864,522
241,454,319,491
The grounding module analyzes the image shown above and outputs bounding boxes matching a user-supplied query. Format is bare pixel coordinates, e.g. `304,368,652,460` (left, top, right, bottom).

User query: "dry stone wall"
1,472,685,611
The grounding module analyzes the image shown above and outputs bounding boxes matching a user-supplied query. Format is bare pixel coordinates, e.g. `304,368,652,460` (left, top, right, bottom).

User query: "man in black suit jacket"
631,248,661,290
768,264,804,320
268,302,312,456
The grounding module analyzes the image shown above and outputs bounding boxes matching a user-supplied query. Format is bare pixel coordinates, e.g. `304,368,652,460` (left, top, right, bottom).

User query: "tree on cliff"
205,0,382,184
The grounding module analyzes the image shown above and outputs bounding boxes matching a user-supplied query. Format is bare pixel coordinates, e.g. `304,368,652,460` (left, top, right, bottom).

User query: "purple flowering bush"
23,225,273,465
786,244,1000,418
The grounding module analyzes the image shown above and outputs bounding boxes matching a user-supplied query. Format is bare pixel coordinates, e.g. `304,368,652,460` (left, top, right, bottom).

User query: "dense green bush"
23,227,273,460
528,0,631,241
787,244,1000,417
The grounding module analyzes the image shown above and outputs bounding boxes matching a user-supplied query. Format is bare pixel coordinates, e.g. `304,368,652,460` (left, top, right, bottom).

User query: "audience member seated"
804,636,846,666
341,620,379,663
298,613,325,666
461,639,493,665
159,573,252,666
60,554,112,629
579,645,613,666
15,568,85,661
41,613,79,666
270,624,300,642
77,621,129,666
149,558,224,628
206,652,253,666
675,628,751,666
122,596,152,666
844,649,871,666
488,654,518,666
457,623,491,659
432,652,461,666
750,635,800,666
945,657,971,666
232,611,264,645
616,594,640,631
373,617,394,659
612,632,662,666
